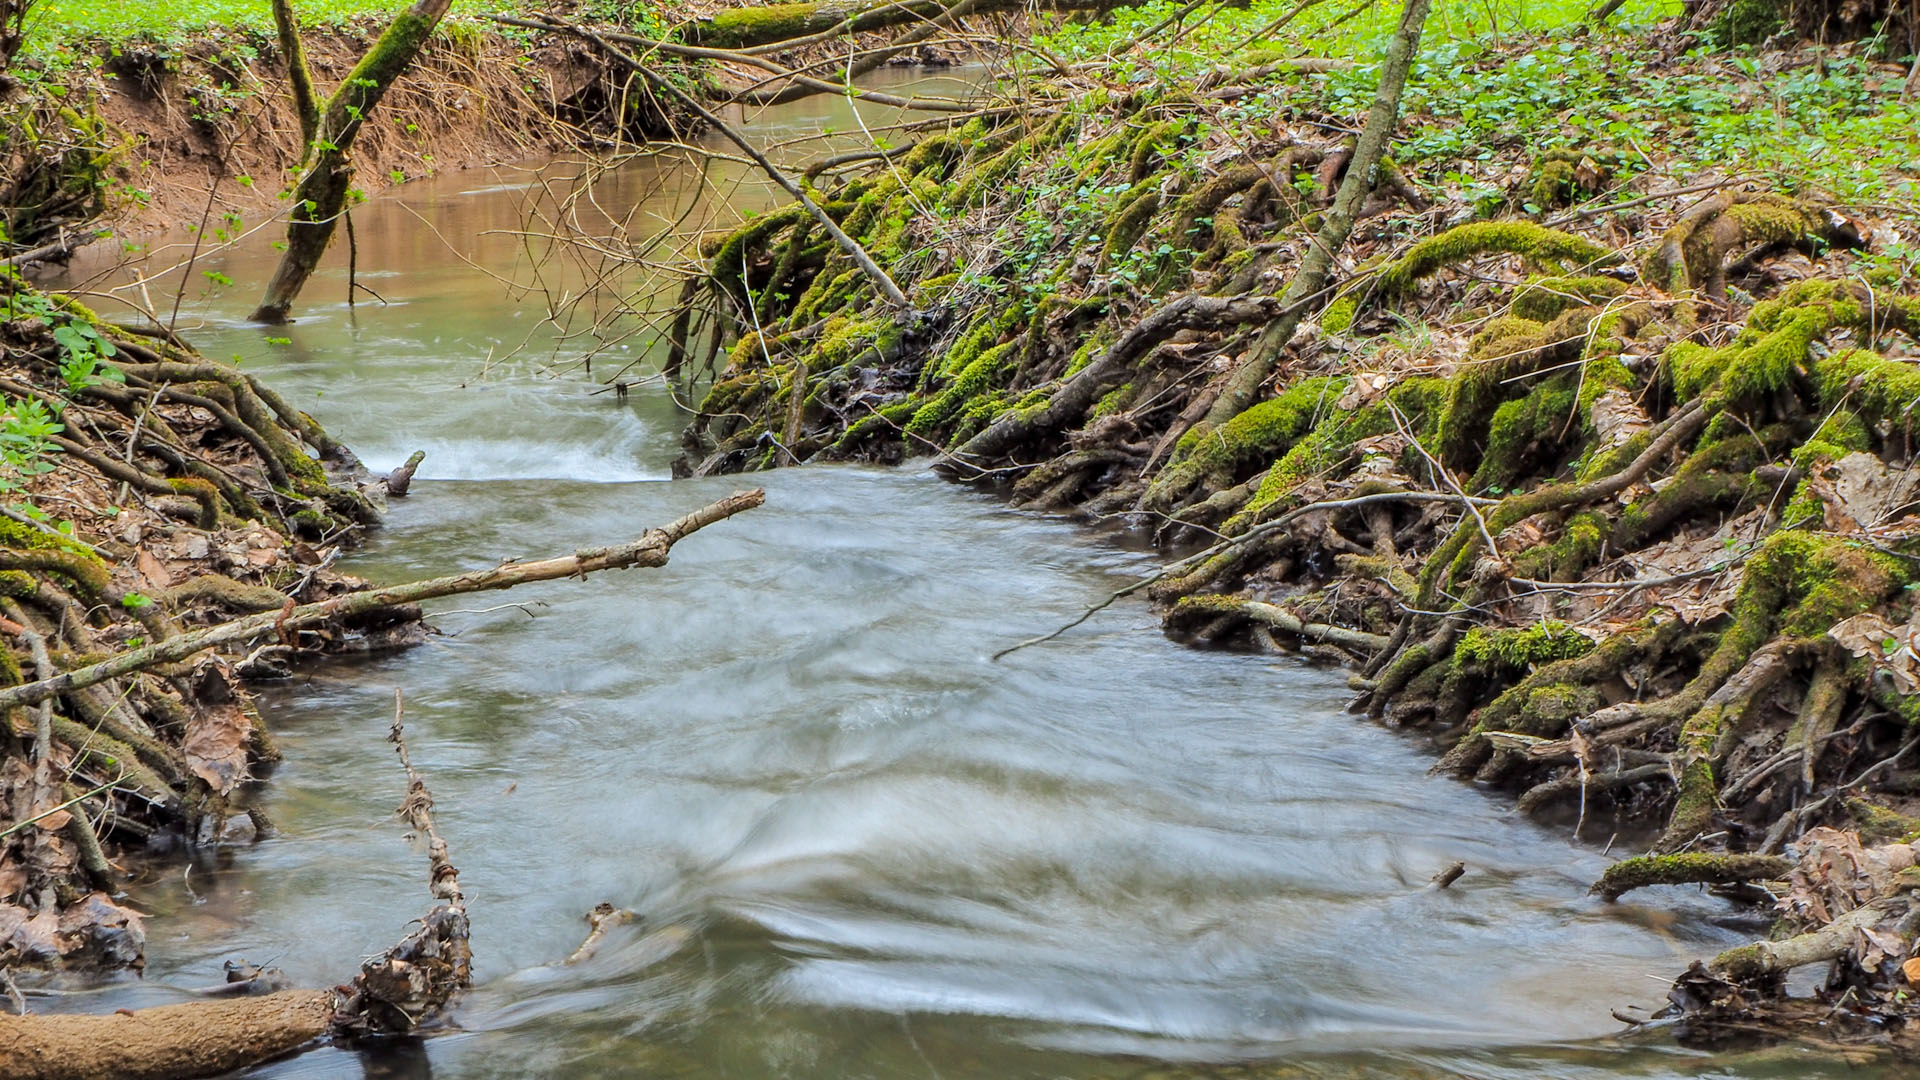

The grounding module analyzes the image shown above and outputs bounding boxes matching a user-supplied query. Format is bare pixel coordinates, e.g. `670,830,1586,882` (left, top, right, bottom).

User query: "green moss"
0,518,95,556
1063,332,1111,377
1791,408,1871,469
1707,0,1784,45
1100,184,1162,266
1149,377,1350,512
1664,758,1719,847
1197,376,1347,474
167,476,221,529
815,315,887,370
1127,117,1189,183
1665,299,1829,406
1238,381,1438,522
1510,275,1628,322
1456,621,1594,670
906,341,1018,438
1778,539,1907,638
0,545,111,601
1090,382,1136,420
1470,375,1577,492
694,3,825,47
0,569,35,598
706,204,810,299
1378,222,1616,293
1594,852,1794,901
1510,510,1606,582
1529,158,1576,210
835,398,917,450
1845,797,1920,844
910,273,961,306
1321,296,1357,334
1809,347,1920,432
1781,478,1827,528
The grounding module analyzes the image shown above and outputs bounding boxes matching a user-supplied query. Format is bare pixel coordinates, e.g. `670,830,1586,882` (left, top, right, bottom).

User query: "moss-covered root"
1592,852,1796,902
1642,191,1847,302
1376,221,1617,294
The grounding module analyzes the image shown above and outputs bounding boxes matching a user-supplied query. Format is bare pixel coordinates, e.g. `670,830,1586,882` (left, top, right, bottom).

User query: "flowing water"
39,71,1880,1080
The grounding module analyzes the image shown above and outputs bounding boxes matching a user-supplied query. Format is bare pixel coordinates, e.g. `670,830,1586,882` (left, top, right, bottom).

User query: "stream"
40,70,1871,1080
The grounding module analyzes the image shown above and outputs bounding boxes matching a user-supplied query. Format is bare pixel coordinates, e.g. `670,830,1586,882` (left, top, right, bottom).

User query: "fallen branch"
0,991,337,1080
386,450,426,496
1208,598,1390,654
1712,895,1919,982
992,489,1482,660
332,690,469,1036
0,490,766,713
567,903,636,965
1594,851,1796,902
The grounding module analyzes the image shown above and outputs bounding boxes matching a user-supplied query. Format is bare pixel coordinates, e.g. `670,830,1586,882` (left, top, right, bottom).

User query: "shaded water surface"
40,71,1880,1080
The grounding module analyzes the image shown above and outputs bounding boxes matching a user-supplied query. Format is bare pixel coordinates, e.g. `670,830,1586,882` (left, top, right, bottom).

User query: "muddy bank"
6,9,998,255
6,25,615,247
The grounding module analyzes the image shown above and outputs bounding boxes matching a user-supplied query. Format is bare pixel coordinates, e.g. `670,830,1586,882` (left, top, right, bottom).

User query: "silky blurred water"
36,70,1884,1080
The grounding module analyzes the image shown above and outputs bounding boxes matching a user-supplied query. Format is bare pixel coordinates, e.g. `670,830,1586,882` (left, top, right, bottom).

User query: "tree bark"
251,0,454,323
270,0,321,151
0,990,337,1080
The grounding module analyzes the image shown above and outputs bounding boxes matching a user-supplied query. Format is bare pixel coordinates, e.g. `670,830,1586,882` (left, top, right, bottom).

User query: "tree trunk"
251,0,454,323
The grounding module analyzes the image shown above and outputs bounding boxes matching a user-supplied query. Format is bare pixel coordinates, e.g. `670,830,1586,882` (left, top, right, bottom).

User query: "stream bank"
665,1,1920,1046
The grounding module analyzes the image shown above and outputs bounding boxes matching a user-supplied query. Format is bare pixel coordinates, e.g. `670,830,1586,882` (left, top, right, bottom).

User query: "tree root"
1593,851,1796,902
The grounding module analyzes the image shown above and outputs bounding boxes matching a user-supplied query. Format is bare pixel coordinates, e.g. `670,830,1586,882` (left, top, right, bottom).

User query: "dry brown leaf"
1783,827,1918,929
183,702,251,794
135,547,173,591
1627,512,1762,623
0,861,26,899
56,891,146,967
1829,611,1920,694
1822,452,1920,532
1904,956,1920,985
182,666,253,795
4,903,60,962
1589,388,1649,453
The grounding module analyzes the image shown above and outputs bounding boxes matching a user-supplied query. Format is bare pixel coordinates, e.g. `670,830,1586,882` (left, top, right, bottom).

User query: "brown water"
37,71,1877,1080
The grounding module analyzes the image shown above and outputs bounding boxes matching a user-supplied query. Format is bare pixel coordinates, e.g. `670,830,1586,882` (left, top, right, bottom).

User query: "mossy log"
1594,852,1796,901
682,0,1147,49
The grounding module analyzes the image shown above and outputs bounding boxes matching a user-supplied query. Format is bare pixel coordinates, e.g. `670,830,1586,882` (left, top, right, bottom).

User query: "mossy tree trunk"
252,0,453,323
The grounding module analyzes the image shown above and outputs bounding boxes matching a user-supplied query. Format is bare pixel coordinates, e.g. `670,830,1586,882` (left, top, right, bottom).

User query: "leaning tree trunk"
251,0,453,323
